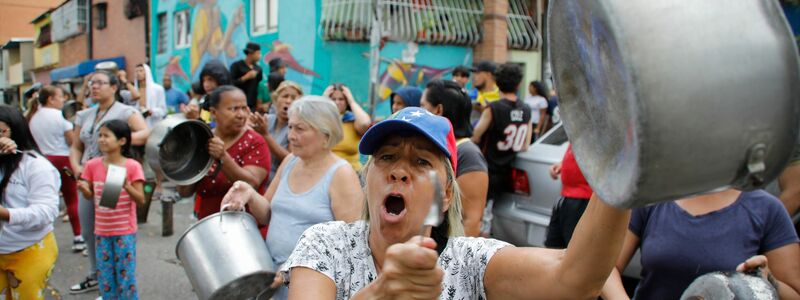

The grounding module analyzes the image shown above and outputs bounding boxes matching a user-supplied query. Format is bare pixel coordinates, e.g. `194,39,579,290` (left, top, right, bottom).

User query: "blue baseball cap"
359,107,457,170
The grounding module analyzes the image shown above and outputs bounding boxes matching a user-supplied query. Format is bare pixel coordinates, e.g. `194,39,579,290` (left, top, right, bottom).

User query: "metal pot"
62,100,81,123
145,117,214,185
548,0,800,207
176,211,276,300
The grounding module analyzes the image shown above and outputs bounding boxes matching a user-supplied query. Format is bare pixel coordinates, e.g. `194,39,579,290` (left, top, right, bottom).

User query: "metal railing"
507,0,541,50
321,0,485,46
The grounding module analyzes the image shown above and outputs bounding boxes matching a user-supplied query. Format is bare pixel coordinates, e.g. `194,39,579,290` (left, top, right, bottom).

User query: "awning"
50,56,126,81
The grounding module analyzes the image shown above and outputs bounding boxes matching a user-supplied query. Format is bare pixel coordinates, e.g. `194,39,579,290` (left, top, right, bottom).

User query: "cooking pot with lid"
145,117,214,185
548,0,800,208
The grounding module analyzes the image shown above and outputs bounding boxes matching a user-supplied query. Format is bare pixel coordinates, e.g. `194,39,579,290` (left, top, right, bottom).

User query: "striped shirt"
81,158,145,236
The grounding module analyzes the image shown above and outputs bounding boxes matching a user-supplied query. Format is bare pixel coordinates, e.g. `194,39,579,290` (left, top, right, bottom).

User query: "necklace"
89,101,115,135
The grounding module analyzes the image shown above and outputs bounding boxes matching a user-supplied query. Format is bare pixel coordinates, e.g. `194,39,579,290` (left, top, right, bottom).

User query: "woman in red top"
545,145,593,248
178,86,270,220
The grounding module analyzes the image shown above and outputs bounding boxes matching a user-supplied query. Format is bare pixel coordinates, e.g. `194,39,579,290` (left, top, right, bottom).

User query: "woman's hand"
372,236,443,299
77,180,93,199
0,137,17,154
342,86,357,105
249,113,269,136
208,137,226,160
270,272,284,290
548,162,562,180
220,180,254,211
737,255,777,288
323,85,335,98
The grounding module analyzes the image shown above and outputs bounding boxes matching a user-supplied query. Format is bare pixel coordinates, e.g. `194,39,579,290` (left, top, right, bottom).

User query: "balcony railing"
320,0,541,50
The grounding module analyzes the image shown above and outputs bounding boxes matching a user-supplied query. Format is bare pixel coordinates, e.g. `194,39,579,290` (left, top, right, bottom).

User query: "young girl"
77,119,145,300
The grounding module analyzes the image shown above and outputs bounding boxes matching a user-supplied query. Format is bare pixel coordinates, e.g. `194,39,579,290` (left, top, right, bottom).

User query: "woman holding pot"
222,96,363,300
68,71,148,294
277,107,633,299
603,189,800,299
323,83,371,171
0,105,61,300
177,86,270,221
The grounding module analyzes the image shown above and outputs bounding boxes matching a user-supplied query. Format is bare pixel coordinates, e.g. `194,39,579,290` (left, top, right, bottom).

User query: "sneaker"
71,238,86,252
82,248,88,257
69,277,98,294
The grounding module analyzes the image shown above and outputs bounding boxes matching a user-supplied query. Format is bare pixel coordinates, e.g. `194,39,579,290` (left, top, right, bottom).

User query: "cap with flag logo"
359,107,458,171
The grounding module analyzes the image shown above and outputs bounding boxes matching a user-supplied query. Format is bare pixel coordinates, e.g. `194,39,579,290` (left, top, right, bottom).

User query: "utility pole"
367,0,382,118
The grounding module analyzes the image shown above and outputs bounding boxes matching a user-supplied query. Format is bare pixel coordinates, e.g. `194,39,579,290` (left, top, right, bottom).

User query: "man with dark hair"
472,61,500,108
229,42,263,112
162,74,189,114
471,63,532,202
452,65,471,88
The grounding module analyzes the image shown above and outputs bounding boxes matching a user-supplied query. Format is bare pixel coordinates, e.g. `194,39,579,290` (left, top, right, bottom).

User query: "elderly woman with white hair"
222,96,364,300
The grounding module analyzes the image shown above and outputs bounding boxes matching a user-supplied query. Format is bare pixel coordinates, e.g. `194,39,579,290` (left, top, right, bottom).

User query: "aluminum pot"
62,100,81,123
548,0,800,207
176,211,276,300
145,117,214,185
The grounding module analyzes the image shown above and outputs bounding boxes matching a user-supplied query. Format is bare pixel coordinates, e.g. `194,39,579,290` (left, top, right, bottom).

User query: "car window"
539,124,568,145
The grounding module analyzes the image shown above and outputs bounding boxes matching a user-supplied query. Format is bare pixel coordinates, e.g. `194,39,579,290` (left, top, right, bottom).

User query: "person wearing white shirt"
29,86,86,252
134,64,167,128
0,105,60,300
524,81,549,140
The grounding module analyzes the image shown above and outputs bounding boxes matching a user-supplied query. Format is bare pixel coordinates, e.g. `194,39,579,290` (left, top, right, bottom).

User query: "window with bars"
157,13,168,54
320,0,540,50
507,0,540,50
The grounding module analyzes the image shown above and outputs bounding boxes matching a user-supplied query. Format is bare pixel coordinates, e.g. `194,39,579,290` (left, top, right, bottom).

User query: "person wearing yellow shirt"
324,83,372,171
473,61,500,106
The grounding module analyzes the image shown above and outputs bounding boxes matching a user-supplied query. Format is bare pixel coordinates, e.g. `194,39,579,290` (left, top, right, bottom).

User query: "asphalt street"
46,199,197,300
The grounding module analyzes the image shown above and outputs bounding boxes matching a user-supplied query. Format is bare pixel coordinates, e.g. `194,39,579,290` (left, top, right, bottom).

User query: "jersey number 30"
497,124,528,151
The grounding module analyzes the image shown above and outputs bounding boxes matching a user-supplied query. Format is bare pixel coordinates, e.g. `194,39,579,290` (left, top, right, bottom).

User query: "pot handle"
218,204,248,233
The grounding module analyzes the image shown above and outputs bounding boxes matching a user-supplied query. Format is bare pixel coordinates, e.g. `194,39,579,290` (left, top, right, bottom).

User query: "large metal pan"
145,117,214,185
548,0,800,207
176,210,276,300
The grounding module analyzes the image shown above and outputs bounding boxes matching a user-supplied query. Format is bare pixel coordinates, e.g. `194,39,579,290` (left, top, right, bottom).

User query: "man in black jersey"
471,63,533,201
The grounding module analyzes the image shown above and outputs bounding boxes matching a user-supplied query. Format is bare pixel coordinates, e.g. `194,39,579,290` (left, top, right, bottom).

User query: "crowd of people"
0,39,798,300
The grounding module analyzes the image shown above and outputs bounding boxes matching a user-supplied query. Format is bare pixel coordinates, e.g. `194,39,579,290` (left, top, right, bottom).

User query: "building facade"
150,0,545,118
48,0,148,90
0,39,35,108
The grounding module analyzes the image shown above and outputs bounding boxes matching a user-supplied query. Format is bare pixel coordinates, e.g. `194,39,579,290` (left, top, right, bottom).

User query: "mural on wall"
153,0,254,91
151,0,472,120
189,1,245,77
377,58,451,100
263,40,321,78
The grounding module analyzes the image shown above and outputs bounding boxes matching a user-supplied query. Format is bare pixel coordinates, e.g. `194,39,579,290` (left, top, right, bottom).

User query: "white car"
490,123,643,279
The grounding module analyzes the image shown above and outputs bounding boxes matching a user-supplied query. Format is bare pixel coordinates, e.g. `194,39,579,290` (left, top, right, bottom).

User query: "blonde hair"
288,96,344,149
273,80,303,98
360,155,464,237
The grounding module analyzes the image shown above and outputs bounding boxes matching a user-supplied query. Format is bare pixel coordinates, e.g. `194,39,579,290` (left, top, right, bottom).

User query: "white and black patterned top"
281,220,511,300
